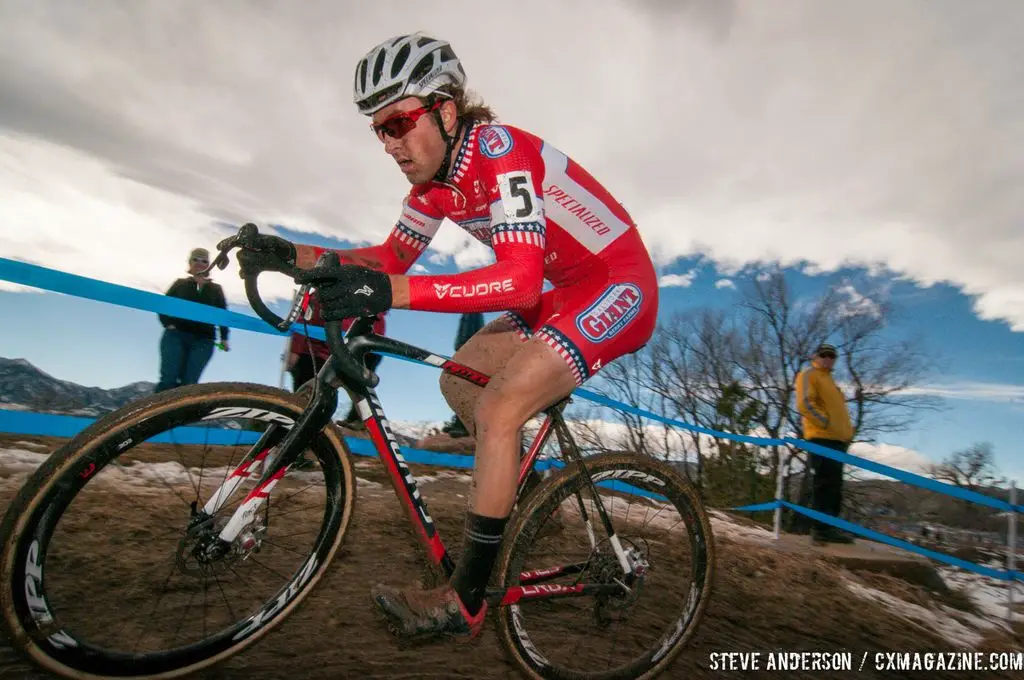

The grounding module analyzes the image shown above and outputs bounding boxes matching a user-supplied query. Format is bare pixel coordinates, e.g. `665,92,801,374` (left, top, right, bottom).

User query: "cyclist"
258,32,659,641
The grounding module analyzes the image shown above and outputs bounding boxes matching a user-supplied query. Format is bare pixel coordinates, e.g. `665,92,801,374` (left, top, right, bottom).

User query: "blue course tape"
3,411,1018,581
789,439,1021,514
729,499,1019,582
731,501,782,513
780,501,1014,581
575,387,781,446
0,257,327,342
0,410,654,496
0,411,100,439
575,387,1022,514
0,408,474,467
1,260,1021,512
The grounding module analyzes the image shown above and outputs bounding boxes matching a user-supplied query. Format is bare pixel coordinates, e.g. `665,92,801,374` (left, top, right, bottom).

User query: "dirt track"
1,434,1021,680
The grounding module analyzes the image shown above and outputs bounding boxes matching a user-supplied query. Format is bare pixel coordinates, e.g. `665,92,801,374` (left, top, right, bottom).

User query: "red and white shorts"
503,270,659,386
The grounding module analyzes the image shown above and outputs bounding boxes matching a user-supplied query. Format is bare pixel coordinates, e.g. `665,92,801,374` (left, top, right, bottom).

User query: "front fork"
549,407,640,579
190,363,340,547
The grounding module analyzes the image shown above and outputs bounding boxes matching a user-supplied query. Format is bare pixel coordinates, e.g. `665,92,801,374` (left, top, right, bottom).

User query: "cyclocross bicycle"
0,224,715,680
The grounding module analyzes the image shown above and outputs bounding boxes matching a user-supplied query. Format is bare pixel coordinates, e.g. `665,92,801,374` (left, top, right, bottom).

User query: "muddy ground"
0,434,1021,680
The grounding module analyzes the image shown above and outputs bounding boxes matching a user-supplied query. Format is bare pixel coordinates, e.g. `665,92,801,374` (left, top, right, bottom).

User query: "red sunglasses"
370,100,444,142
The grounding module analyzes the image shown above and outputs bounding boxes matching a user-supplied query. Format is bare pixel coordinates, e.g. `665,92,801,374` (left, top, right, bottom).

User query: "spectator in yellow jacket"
795,343,854,545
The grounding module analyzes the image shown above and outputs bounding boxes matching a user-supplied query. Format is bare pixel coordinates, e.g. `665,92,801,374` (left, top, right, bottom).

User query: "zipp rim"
0,383,357,680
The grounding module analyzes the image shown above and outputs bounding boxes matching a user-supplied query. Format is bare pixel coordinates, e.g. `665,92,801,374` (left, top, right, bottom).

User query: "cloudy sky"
1,1,1022,481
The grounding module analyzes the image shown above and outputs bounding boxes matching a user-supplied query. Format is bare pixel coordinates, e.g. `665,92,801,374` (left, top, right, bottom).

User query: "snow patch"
842,576,1003,648
0,448,48,475
13,440,49,451
356,477,383,491
389,420,447,441
709,509,776,543
413,470,473,485
938,564,1024,624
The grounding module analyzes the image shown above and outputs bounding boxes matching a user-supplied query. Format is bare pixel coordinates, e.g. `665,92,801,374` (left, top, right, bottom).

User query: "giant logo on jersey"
478,126,514,159
576,284,643,342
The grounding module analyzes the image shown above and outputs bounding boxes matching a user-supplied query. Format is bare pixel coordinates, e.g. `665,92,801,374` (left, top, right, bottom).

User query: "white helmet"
353,32,467,116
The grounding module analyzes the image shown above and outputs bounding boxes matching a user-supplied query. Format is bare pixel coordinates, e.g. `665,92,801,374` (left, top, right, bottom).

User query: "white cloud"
658,270,697,288
848,441,934,478
904,381,1024,403
0,0,1021,329
714,278,735,289
835,281,884,319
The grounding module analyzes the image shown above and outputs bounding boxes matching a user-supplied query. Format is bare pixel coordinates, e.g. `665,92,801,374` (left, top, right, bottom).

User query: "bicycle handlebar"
207,223,380,389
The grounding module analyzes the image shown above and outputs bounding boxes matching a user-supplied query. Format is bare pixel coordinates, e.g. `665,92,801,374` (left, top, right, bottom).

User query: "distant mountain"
0,357,156,417
0,358,443,445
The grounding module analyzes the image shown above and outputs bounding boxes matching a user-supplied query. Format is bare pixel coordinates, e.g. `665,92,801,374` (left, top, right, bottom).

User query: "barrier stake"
279,333,291,390
1009,480,1018,622
774,447,786,540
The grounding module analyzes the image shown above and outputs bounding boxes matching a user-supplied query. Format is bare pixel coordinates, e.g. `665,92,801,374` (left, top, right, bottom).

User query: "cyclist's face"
371,97,454,185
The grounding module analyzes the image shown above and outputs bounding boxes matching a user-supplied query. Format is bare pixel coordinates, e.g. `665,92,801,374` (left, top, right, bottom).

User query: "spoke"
215,444,243,503
134,560,182,653
262,504,323,520
167,434,201,502
244,555,293,582
209,569,239,623
171,586,199,645
273,482,320,507
266,529,318,541
195,440,210,501
202,574,209,639
259,538,307,557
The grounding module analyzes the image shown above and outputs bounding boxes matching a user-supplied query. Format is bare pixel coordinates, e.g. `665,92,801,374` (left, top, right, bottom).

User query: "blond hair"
423,85,497,125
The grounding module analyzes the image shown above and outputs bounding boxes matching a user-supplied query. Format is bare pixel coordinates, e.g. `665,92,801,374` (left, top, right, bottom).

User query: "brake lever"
283,283,312,328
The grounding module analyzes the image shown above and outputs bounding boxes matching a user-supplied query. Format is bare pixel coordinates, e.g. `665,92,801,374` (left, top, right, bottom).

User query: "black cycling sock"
451,512,508,616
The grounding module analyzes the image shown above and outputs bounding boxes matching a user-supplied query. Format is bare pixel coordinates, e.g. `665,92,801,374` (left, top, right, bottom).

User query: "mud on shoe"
371,583,486,642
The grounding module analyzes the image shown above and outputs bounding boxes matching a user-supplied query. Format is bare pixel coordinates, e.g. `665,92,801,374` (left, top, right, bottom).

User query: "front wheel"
0,382,356,679
495,452,715,680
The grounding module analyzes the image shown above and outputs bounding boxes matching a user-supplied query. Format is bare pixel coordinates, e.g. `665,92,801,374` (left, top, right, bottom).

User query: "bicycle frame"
198,323,625,607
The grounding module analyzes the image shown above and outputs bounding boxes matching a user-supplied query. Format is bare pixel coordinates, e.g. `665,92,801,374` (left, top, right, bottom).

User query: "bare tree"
836,277,942,442
568,270,939,522
929,442,1005,530
567,349,688,468
731,272,942,527
589,350,661,459
647,310,740,488
731,271,842,523
931,442,1003,490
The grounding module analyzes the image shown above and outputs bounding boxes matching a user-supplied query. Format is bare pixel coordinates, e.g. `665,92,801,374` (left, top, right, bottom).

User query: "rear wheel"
0,382,356,679
495,452,714,680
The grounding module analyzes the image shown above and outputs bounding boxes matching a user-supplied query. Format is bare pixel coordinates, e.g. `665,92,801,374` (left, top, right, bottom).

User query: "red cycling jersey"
342,122,659,384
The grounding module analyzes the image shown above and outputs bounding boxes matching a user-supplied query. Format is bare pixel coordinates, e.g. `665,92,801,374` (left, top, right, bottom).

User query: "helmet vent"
409,54,435,83
438,46,456,63
357,58,368,92
372,49,386,86
391,43,411,78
